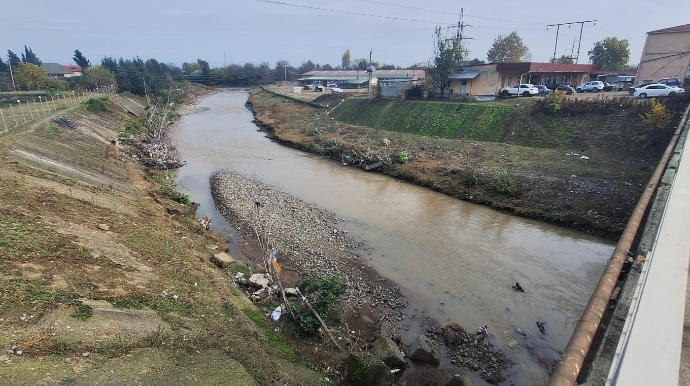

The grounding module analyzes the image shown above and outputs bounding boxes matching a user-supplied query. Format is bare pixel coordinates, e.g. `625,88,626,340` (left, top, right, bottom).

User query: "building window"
501,77,505,88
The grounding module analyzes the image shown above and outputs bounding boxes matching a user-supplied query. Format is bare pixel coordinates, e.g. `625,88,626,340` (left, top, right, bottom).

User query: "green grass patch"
330,99,515,143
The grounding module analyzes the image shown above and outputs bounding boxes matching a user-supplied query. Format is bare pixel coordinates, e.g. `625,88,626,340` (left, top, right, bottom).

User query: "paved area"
606,114,690,385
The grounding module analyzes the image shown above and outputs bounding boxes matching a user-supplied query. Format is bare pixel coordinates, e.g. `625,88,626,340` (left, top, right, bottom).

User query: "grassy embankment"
0,89,334,385
250,90,685,239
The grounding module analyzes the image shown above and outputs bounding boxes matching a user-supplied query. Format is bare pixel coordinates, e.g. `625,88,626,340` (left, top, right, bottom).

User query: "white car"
576,81,605,93
499,84,539,97
633,84,685,99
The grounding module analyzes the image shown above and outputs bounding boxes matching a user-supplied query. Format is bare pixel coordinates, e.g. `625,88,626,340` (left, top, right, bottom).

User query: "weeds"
293,276,346,335
640,99,673,130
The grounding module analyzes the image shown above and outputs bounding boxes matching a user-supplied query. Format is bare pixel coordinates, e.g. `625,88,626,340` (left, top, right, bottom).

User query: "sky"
2,1,688,71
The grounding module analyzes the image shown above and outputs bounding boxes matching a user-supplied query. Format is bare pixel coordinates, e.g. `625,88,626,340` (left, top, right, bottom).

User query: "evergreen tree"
7,50,20,68
0,58,8,73
21,46,42,66
73,49,91,68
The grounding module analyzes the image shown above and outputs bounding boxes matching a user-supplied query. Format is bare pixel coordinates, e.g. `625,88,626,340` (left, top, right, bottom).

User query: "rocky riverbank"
210,172,406,322
210,171,511,384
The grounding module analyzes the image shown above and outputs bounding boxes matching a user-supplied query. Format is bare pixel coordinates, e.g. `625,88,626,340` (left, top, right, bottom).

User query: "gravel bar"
210,172,406,322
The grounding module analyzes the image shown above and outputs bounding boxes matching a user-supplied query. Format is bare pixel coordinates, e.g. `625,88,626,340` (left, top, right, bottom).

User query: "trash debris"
511,283,524,292
580,155,590,160
270,306,282,321
536,321,546,334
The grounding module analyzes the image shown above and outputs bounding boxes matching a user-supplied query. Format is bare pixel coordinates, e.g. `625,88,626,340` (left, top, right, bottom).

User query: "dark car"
555,84,575,94
535,85,550,96
629,82,654,95
603,83,614,92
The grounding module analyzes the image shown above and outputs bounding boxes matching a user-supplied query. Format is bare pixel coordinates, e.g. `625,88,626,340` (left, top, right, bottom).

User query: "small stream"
171,89,615,385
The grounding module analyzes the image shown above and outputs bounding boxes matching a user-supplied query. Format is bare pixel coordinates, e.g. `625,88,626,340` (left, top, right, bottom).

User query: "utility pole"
8,63,16,91
368,49,373,97
547,20,596,63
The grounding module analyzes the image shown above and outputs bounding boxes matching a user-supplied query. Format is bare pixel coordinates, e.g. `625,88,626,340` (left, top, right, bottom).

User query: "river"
171,89,615,385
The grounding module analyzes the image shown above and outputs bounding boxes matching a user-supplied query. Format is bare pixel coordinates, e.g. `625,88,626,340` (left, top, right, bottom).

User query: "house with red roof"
636,24,690,85
62,65,82,77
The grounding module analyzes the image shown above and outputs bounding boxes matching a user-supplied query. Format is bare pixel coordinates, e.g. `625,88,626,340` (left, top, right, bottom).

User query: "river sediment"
210,172,406,322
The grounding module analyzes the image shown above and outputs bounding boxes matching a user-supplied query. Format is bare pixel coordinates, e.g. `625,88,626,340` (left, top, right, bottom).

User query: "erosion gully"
171,89,614,386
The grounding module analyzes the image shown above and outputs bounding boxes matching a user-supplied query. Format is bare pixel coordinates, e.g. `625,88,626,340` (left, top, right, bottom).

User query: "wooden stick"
295,287,345,352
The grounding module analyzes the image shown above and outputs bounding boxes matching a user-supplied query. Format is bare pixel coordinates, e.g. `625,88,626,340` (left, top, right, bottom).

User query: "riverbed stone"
345,352,393,386
210,252,233,268
446,373,477,386
248,273,270,289
409,335,440,365
371,336,405,368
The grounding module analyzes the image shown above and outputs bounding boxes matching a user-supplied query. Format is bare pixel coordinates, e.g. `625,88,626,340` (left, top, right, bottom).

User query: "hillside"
250,90,688,239
0,89,331,385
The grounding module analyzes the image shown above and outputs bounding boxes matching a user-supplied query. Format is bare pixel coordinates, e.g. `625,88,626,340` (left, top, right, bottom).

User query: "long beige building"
636,24,690,84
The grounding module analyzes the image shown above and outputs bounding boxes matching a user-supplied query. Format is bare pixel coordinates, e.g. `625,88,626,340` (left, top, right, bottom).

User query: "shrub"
545,90,566,113
83,97,108,112
152,175,191,205
398,151,409,163
640,99,673,131
293,276,346,335
464,164,478,187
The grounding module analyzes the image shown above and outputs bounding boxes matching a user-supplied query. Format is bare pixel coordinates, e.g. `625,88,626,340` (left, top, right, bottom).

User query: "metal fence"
0,86,116,132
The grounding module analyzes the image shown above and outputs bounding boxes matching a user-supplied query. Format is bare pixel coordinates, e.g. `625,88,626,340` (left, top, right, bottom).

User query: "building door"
461,80,467,95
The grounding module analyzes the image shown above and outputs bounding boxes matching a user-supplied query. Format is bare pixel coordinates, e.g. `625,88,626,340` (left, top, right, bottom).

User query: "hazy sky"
2,1,688,70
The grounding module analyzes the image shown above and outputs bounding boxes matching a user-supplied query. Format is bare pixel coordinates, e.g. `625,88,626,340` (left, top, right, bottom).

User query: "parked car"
500,84,539,96
555,84,575,94
326,81,338,87
603,83,614,91
314,84,324,92
535,85,550,96
576,81,605,93
633,84,685,98
629,82,655,94
658,77,682,87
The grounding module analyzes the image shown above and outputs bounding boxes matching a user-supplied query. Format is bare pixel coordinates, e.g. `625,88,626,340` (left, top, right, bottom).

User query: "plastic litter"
270,306,282,321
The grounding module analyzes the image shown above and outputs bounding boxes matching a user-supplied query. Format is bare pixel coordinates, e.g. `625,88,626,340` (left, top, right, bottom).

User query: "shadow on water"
171,89,615,385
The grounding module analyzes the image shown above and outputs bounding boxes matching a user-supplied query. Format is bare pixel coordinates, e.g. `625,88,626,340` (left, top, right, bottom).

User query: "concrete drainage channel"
568,105,690,386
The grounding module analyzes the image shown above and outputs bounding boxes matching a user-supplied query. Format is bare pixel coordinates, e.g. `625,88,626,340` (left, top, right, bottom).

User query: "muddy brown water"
171,89,615,386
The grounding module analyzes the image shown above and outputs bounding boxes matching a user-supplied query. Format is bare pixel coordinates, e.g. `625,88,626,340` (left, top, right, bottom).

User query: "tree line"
0,32,635,97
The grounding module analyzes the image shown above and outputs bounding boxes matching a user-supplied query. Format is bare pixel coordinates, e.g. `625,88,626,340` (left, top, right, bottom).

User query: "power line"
253,0,450,25
547,20,597,63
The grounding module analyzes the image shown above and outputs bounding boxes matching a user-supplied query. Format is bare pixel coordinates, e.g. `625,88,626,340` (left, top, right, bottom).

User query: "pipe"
547,102,690,386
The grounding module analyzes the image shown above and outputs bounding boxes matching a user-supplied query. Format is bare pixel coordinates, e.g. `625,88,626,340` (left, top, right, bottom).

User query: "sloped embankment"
0,93,328,385
249,91,677,239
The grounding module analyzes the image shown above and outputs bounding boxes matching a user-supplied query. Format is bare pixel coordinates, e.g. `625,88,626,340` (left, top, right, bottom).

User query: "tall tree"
0,58,8,73
7,50,20,68
21,46,42,66
298,60,317,74
73,49,91,68
197,59,210,75
427,25,467,97
487,32,531,63
81,66,116,89
353,58,368,71
14,63,48,89
588,37,630,71
550,55,574,64
341,49,351,70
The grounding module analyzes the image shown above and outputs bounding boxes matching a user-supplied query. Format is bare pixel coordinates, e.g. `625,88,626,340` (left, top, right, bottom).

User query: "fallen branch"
295,287,345,352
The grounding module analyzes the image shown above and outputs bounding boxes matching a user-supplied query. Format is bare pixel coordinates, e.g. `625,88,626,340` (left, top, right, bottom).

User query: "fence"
0,86,116,133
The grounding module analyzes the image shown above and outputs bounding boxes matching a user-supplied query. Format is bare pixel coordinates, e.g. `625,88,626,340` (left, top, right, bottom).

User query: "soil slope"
249,89,688,239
